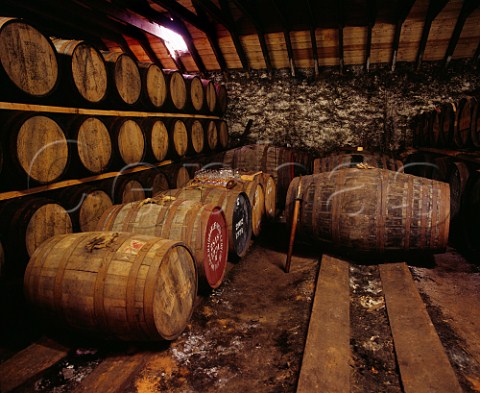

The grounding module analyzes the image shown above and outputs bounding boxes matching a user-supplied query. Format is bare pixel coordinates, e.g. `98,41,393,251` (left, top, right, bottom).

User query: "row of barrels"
413,96,480,149
312,150,404,173
0,112,228,191
404,151,480,260
0,17,227,114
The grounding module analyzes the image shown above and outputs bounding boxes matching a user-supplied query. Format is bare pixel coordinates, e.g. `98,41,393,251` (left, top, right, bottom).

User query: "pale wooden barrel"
143,118,169,162
184,74,205,112
155,187,252,258
110,118,146,167
203,79,217,113
217,120,229,150
262,173,277,219
215,84,228,114
165,70,187,111
236,179,264,237
285,168,450,255
69,116,112,174
97,198,228,289
138,62,167,109
24,232,197,341
188,119,205,155
101,51,141,106
206,120,218,151
111,177,147,204
6,113,69,186
168,119,188,158
51,38,108,105
0,17,58,98
0,197,72,274
58,185,113,232
313,151,403,174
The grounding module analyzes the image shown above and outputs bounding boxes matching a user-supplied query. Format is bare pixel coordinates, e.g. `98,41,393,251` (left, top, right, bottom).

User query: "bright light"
157,25,188,58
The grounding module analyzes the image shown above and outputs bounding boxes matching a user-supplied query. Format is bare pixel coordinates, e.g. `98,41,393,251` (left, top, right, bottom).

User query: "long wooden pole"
285,177,302,273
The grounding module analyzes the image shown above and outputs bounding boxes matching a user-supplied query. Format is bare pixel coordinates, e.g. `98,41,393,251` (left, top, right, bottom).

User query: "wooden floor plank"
379,262,463,393
0,337,69,392
296,254,351,393
72,352,148,393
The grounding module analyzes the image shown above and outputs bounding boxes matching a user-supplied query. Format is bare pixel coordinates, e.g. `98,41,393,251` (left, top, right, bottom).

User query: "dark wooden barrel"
0,197,72,275
215,84,228,114
139,169,170,197
448,161,470,227
0,141,3,178
187,119,205,155
430,156,451,182
24,232,197,341
109,118,147,168
454,96,476,148
138,62,167,110
109,176,147,204
165,70,187,112
142,118,169,163
184,74,205,113
205,120,218,152
285,168,450,255
0,17,58,99
413,112,432,147
430,107,443,147
51,38,108,105
217,120,229,150
440,102,456,147
101,51,141,107
168,119,189,159
163,164,191,189
155,187,252,258
203,79,217,114
68,116,112,175
471,100,480,148
313,151,403,174
403,151,437,179
4,113,69,188
461,170,480,258
0,239,4,280
57,185,113,232
97,198,228,289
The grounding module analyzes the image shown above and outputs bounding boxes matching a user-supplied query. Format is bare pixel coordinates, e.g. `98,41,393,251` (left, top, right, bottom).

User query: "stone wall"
207,60,480,155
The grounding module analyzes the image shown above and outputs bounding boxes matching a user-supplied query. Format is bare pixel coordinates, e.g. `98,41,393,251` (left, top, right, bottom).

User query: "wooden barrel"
51,38,108,105
413,112,432,147
215,84,228,114
285,168,450,255
58,185,113,232
168,119,189,159
203,79,217,114
138,62,167,110
165,70,187,112
68,116,112,175
0,197,72,274
4,113,69,188
110,118,146,168
187,119,205,155
217,120,229,151
97,198,228,289
163,164,191,189
471,100,480,148
184,74,205,113
139,169,170,197
448,161,470,226
235,178,264,237
205,120,218,152
313,151,402,174
431,156,451,182
262,173,277,219
101,51,141,107
0,17,58,99
24,232,197,341
110,176,147,204
440,102,456,147
430,107,443,147
142,118,169,163
155,187,252,258
454,96,476,148
461,170,480,257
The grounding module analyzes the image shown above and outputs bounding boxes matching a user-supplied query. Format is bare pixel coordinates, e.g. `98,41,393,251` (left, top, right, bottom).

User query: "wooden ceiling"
3,0,480,76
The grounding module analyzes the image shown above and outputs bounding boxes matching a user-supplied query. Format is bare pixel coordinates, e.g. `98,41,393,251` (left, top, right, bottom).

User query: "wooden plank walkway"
296,254,351,393
380,262,463,393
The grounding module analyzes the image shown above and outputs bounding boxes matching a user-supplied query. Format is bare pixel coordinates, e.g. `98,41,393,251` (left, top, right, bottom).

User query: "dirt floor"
2,223,480,392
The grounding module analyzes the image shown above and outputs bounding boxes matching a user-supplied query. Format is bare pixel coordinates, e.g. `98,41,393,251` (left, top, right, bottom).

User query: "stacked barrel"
0,16,233,341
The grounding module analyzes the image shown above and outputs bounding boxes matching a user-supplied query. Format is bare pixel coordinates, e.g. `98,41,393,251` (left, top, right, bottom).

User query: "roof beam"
191,0,230,28
416,0,449,70
191,1,228,72
391,0,416,71
365,0,377,72
130,31,165,68
443,0,480,69
474,38,480,64
172,17,207,74
271,0,296,76
305,0,319,76
337,0,345,74
232,0,273,72
149,0,211,33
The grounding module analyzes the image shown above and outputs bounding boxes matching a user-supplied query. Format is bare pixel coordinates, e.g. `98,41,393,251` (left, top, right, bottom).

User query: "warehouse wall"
209,60,480,154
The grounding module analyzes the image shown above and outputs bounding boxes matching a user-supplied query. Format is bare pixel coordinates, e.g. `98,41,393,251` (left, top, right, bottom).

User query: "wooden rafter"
474,39,480,64
133,32,165,68
172,17,207,74
365,0,377,72
232,0,273,72
271,0,296,76
149,0,211,33
305,0,319,76
443,0,480,68
337,0,345,73
391,0,416,71
416,0,449,69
